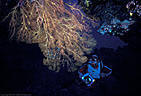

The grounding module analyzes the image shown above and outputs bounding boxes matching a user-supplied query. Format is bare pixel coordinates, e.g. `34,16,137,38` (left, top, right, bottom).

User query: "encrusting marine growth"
6,0,99,72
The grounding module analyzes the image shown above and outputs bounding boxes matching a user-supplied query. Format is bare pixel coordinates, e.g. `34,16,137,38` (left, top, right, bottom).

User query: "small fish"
84,0,92,7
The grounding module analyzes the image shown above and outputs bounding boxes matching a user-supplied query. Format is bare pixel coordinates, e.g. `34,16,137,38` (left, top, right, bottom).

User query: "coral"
126,0,141,17
91,1,129,23
97,18,134,36
7,0,98,72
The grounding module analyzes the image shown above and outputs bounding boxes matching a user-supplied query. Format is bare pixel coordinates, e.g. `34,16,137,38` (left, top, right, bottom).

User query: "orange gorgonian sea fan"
6,0,99,72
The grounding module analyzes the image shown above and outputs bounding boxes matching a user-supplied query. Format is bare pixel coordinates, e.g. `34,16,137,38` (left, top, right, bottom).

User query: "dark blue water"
0,0,138,96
